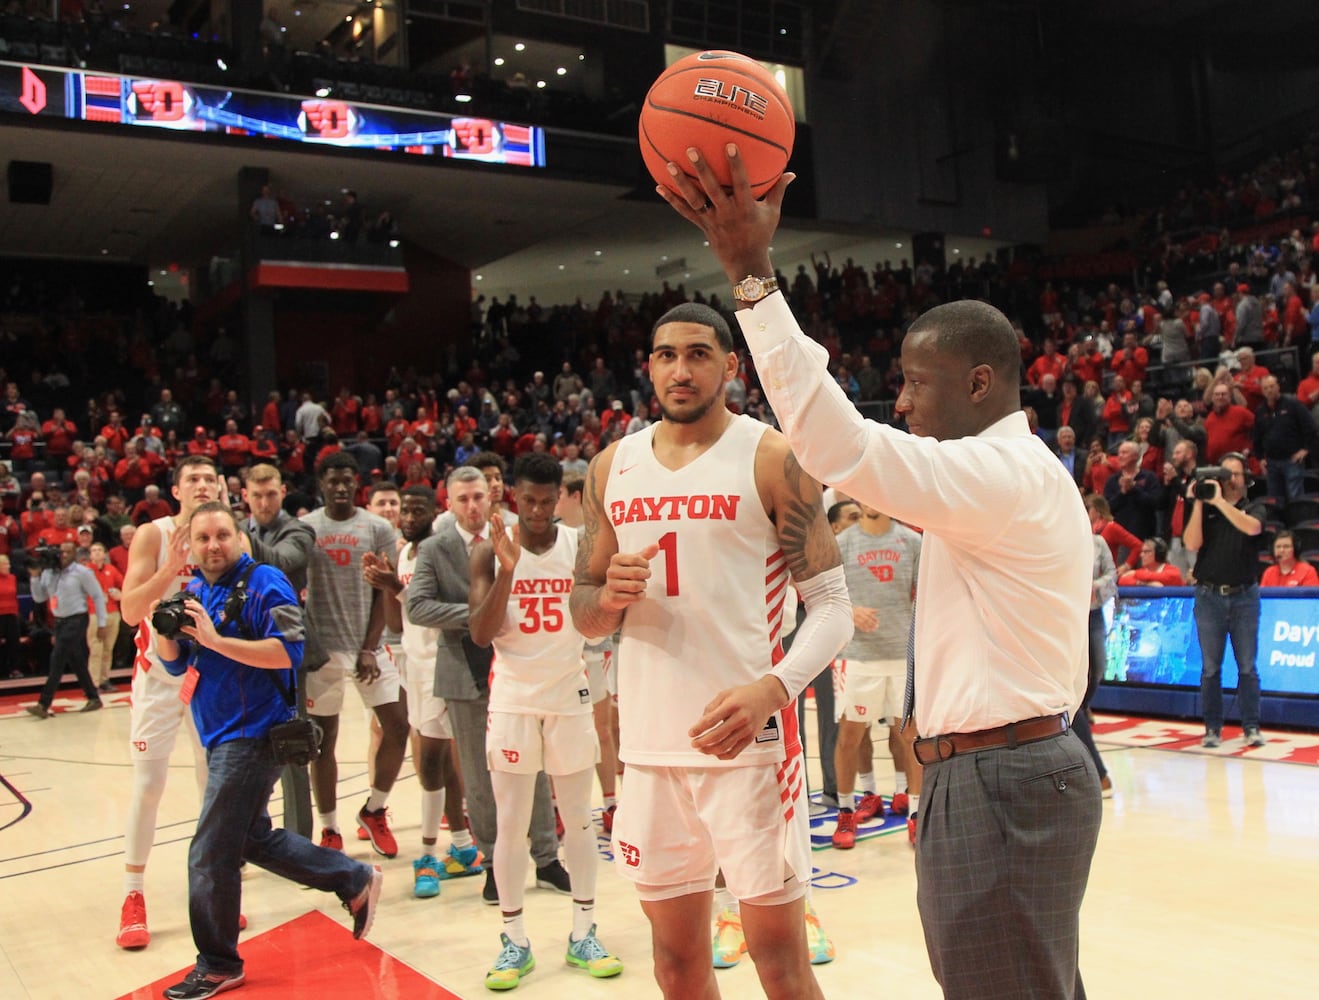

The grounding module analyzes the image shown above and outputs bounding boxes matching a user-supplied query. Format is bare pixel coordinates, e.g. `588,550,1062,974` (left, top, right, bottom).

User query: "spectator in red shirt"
1281,282,1308,347
359,393,382,435
250,426,278,463
1109,333,1149,385
384,407,411,452
113,440,157,501
1204,382,1255,462
0,461,20,515
1118,537,1185,587
83,540,124,692
38,506,78,548
260,391,282,435
1069,338,1105,387
41,407,79,464
0,553,19,678
186,425,219,460
1026,338,1067,387
1232,347,1271,413
0,508,20,557
20,494,54,548
280,428,306,481
5,412,41,472
1085,494,1141,569
1101,375,1133,447
100,411,131,457
332,388,361,436
1298,349,1319,416
108,523,135,577
1260,531,1319,588
216,419,252,477
130,484,173,525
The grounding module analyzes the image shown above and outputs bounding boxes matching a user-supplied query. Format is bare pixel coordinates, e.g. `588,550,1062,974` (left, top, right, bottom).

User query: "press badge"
179,666,199,705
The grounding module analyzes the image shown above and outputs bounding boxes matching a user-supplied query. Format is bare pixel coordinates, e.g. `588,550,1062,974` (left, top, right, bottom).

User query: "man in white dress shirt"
658,146,1102,1000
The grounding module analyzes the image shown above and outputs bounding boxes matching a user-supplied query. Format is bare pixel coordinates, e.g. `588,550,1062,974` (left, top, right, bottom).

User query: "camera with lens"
151,593,194,639
30,542,62,570
1193,466,1232,500
269,717,323,766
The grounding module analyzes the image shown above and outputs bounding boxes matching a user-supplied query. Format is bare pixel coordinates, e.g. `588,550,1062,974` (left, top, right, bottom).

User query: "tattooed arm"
569,443,660,640
689,430,852,761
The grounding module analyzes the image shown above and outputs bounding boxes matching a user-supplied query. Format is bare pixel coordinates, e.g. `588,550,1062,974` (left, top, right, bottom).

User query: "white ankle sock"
319,811,337,833
502,913,529,948
714,885,739,914
365,787,388,812
571,901,595,941
451,828,474,850
124,871,145,895
858,771,876,794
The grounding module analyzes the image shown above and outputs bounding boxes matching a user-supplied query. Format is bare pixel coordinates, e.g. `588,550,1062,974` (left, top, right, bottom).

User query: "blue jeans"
1265,458,1305,503
191,737,373,976
1192,584,1261,734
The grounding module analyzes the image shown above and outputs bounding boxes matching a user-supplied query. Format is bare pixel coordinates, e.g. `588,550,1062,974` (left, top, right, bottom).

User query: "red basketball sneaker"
853,792,884,824
116,891,150,950
831,810,857,849
889,792,910,816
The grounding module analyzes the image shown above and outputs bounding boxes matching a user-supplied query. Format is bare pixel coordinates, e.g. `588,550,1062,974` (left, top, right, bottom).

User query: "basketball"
639,50,795,199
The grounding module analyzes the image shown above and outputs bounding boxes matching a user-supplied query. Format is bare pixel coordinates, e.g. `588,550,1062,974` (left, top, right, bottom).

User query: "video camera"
30,542,62,571
1193,466,1232,501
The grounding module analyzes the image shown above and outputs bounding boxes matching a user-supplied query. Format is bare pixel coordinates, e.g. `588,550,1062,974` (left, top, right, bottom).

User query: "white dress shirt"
738,292,1093,735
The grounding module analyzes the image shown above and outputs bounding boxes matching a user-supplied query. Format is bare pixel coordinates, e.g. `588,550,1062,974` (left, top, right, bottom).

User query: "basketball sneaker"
600,804,616,835
853,792,884,824
413,854,442,898
712,908,746,968
804,901,836,965
162,969,245,999
908,813,918,847
889,792,910,816
357,803,398,858
565,925,623,978
831,809,857,849
345,865,383,940
486,933,535,990
320,829,344,852
442,842,485,879
116,891,150,949
535,859,572,894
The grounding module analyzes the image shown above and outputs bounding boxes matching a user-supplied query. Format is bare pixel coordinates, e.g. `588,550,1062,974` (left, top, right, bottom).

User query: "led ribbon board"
0,61,546,166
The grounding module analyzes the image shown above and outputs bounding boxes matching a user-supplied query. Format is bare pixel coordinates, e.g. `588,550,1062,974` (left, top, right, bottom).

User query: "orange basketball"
639,50,795,199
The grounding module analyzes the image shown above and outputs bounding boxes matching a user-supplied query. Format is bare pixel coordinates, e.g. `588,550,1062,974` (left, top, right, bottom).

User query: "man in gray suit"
243,463,318,837
406,465,570,903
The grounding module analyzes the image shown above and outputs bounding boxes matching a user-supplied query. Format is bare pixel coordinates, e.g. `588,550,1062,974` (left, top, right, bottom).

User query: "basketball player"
116,455,220,949
470,453,622,990
301,452,409,857
362,485,482,898
554,473,620,833
362,481,407,794
571,303,853,1000
830,503,921,850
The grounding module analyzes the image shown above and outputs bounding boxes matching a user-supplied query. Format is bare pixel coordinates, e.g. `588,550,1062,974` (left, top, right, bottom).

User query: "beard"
658,390,721,425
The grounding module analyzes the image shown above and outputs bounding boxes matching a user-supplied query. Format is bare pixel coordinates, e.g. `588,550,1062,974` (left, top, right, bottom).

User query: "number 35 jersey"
605,415,797,769
487,525,590,716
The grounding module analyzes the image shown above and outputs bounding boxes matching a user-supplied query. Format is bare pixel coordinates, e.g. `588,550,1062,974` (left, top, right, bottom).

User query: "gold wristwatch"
731,274,779,304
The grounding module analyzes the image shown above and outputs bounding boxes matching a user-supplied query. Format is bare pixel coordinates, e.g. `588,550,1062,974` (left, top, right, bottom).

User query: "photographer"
153,502,381,1000
25,540,107,718
1183,453,1267,750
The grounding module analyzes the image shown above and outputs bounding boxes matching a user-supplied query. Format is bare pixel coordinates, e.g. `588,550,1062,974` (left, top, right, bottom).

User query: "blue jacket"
161,553,306,750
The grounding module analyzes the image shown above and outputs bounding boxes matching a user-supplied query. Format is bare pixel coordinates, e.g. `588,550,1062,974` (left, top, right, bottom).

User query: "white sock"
420,788,444,843
603,793,617,810
571,901,595,941
451,828,474,850
502,913,529,948
858,771,876,794
896,772,909,793
714,885,739,914
319,810,338,833
124,871,145,895
909,794,920,815
365,787,389,812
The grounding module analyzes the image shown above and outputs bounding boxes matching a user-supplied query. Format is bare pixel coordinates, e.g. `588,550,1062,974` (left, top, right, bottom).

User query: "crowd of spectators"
249,184,399,246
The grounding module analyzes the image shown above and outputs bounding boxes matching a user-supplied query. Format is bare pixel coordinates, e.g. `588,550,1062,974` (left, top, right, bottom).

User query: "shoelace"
572,933,609,961
495,938,528,970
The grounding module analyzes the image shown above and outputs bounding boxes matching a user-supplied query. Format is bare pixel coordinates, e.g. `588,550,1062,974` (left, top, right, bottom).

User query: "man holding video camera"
154,500,382,1000
1182,452,1267,750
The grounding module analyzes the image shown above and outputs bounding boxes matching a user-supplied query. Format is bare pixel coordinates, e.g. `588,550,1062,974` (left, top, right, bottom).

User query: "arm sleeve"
768,566,853,702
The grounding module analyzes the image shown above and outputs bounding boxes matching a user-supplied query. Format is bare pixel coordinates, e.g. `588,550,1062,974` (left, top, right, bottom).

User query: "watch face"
742,277,765,298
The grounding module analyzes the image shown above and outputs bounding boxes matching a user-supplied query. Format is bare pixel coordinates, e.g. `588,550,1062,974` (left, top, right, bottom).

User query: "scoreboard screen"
0,61,546,166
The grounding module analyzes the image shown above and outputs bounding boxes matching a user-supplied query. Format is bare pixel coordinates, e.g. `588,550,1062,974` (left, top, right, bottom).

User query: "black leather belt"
1199,582,1249,596
913,712,1070,765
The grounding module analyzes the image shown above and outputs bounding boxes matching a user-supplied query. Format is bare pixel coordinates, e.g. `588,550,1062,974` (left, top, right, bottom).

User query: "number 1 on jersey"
657,530,679,596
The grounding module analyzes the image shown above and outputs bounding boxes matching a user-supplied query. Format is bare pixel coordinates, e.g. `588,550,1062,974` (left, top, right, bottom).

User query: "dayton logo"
617,841,641,867
501,749,521,764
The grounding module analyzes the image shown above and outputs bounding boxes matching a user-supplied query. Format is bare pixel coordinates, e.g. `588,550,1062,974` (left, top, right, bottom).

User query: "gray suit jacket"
248,510,315,594
405,524,489,701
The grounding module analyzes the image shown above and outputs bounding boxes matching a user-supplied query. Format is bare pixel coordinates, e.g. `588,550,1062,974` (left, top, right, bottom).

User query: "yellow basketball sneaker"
565,925,623,978
712,907,747,968
804,901,836,965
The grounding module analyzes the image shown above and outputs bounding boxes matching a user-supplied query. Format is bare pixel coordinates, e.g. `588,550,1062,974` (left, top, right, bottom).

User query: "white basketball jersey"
606,415,798,768
132,514,198,682
487,525,590,716
397,542,439,670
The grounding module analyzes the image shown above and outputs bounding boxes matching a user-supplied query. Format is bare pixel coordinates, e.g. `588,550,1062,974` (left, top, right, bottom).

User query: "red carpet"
115,910,462,1000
